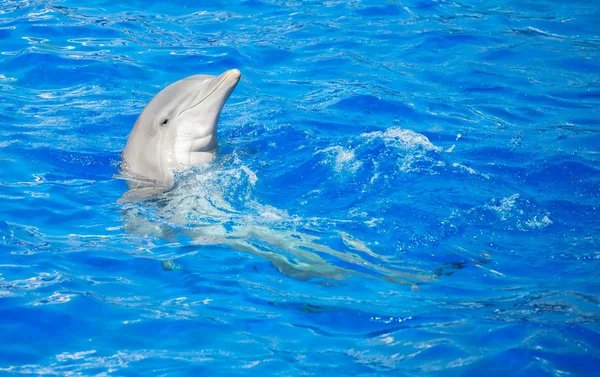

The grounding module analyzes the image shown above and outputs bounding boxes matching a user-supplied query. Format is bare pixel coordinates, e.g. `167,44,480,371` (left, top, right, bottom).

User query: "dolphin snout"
222,69,241,81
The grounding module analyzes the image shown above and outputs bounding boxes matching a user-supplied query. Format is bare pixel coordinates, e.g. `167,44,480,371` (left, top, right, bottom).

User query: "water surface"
1,0,599,375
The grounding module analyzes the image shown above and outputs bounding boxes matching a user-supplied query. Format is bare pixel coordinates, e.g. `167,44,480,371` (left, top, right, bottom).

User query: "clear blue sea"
1,0,599,375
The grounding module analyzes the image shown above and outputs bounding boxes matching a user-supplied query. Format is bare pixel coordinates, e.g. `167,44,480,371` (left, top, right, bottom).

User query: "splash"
360,127,442,153
316,146,363,175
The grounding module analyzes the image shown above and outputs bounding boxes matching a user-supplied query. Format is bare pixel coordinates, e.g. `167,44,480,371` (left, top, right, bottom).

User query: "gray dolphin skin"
119,69,241,199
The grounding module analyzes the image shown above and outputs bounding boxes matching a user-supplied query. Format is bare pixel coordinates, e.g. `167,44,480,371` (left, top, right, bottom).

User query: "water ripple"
1,0,599,375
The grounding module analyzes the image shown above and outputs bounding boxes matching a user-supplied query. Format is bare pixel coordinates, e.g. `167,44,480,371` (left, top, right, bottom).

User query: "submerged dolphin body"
118,69,241,201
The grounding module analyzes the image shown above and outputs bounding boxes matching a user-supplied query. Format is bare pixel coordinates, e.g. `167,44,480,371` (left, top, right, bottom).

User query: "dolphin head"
121,69,241,188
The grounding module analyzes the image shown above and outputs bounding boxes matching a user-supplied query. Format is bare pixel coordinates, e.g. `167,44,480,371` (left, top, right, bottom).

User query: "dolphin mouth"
179,69,241,115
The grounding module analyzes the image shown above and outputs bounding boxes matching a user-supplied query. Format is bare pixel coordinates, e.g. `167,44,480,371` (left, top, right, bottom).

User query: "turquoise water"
1,0,599,375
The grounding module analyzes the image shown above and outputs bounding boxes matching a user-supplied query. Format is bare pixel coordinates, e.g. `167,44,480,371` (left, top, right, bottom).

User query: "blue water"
1,0,599,375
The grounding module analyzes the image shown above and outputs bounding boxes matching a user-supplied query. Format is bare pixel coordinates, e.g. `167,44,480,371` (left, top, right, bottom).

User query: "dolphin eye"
160,118,169,126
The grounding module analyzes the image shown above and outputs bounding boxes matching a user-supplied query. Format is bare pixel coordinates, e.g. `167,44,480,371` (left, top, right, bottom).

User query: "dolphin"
118,68,241,201
115,68,435,285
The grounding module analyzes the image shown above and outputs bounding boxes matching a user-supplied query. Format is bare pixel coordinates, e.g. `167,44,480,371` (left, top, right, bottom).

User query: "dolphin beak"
180,69,241,115
209,68,241,99
225,68,241,81
212,68,241,103
211,68,241,103
218,69,241,88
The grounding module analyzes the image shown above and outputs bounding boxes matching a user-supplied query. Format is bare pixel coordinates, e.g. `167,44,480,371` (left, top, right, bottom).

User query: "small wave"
360,127,442,152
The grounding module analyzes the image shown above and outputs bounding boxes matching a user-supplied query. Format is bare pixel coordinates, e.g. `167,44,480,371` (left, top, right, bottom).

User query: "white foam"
525,215,553,229
316,146,362,174
453,162,475,174
486,194,521,221
360,127,442,152
56,350,97,362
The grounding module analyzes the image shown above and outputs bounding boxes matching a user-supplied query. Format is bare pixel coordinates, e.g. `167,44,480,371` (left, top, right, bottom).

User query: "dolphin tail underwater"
115,68,436,285
115,68,242,202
